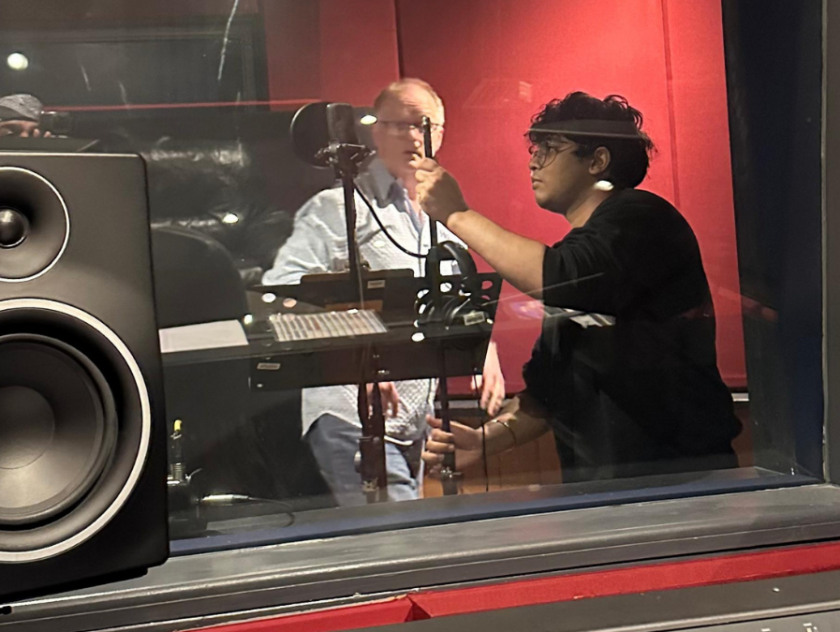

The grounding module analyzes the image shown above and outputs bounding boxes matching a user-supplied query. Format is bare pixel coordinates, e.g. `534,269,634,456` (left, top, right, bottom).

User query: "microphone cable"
472,373,491,492
354,184,428,259
199,494,296,528
356,179,496,492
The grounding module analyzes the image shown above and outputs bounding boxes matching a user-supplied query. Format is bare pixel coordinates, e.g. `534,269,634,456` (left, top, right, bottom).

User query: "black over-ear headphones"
417,241,491,327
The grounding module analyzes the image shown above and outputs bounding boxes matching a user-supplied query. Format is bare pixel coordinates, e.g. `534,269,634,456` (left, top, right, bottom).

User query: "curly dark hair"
527,92,655,189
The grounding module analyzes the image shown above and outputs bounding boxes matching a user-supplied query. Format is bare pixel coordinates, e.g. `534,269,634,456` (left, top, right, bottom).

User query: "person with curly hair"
415,92,741,483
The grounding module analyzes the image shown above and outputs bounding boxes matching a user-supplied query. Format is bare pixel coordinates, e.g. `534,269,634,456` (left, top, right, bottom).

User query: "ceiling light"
7,53,29,71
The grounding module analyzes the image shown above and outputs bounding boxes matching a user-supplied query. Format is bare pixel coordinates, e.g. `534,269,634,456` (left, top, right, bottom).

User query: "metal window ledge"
3,481,840,632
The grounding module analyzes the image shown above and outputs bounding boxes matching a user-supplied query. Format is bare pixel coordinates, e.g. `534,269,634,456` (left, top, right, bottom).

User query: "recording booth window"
0,0,838,626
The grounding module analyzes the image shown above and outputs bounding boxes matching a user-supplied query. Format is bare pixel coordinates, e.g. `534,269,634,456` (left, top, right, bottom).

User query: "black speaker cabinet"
0,152,168,602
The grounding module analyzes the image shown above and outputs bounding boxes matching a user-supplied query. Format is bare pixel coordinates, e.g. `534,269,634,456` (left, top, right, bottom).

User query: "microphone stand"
319,140,388,503
422,117,460,496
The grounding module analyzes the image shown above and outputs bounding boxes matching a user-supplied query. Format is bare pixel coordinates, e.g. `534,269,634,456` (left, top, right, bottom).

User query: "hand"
422,415,484,476
411,157,469,224
19,128,52,138
474,341,505,415
366,381,401,418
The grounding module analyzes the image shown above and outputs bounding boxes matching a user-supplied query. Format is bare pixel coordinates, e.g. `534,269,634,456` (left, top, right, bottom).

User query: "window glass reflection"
0,0,822,548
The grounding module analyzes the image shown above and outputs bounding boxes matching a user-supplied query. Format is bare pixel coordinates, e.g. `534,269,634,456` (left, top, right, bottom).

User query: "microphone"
290,102,372,168
289,102,384,501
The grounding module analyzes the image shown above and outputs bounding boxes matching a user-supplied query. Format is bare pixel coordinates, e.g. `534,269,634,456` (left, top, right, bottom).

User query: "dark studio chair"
145,139,332,520
152,225,248,329
151,226,271,508
151,226,333,518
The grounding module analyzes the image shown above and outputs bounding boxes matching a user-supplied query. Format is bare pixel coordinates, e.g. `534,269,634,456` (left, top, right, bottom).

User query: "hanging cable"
354,185,428,259
472,374,491,492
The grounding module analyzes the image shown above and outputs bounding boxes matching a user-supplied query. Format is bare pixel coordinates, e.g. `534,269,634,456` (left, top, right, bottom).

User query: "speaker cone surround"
0,301,151,562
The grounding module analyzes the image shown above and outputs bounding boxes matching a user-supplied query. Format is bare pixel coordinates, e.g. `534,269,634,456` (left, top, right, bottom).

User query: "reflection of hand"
412,157,469,224
422,415,483,475
366,381,401,417
19,128,51,138
474,342,505,415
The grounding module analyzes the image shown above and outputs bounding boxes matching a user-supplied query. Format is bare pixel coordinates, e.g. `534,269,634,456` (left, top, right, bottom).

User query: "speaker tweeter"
0,167,69,281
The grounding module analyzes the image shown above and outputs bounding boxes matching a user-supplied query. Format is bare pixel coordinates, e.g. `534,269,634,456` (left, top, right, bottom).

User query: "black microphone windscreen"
289,101,332,168
326,103,360,145
290,102,364,168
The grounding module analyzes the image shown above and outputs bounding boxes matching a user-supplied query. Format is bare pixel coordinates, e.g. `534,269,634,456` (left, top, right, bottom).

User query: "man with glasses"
264,78,505,505
416,92,741,483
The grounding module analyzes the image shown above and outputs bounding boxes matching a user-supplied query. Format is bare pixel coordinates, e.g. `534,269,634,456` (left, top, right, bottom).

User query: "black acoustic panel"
721,0,824,476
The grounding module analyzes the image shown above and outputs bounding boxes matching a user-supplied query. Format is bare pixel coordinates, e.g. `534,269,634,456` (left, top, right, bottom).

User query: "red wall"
264,0,401,109
663,0,745,386
318,0,400,105
396,0,746,389
263,1,322,102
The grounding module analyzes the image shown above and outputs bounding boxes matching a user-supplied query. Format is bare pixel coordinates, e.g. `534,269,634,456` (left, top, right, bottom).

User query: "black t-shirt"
523,189,741,482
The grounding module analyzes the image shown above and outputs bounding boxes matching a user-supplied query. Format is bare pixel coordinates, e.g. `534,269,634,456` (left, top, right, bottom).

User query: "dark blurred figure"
0,93,50,137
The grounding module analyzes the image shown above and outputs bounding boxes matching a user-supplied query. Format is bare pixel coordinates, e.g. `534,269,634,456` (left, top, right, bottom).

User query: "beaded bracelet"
487,418,518,448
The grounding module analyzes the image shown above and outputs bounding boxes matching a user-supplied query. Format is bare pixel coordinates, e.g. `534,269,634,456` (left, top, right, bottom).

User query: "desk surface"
162,313,493,390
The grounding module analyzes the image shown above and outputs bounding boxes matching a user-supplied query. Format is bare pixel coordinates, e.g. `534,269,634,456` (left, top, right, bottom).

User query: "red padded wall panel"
662,0,746,385
319,0,401,105
265,0,400,109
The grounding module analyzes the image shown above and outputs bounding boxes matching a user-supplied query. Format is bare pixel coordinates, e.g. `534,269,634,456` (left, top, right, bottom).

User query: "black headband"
528,119,643,140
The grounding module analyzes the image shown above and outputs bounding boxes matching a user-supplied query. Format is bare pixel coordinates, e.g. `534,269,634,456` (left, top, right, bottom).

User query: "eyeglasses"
377,120,444,136
528,141,576,169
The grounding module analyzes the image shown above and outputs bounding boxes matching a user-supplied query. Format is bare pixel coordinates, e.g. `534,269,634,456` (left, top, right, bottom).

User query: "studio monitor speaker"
0,152,168,603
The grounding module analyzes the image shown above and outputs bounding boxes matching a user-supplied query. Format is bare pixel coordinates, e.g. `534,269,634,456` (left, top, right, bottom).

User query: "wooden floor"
424,400,753,498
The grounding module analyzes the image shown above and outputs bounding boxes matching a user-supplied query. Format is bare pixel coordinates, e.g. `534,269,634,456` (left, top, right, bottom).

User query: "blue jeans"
305,414,425,506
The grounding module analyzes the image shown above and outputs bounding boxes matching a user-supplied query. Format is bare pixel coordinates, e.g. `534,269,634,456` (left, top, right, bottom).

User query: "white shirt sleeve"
262,192,340,286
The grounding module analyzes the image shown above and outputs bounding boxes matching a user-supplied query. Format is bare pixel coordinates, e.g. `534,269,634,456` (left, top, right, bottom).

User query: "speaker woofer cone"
0,301,151,561
0,335,117,527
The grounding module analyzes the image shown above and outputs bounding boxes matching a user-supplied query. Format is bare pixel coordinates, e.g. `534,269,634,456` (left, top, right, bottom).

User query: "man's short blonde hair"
373,78,445,124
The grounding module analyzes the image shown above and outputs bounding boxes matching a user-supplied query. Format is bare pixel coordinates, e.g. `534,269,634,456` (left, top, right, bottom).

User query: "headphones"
416,241,494,328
